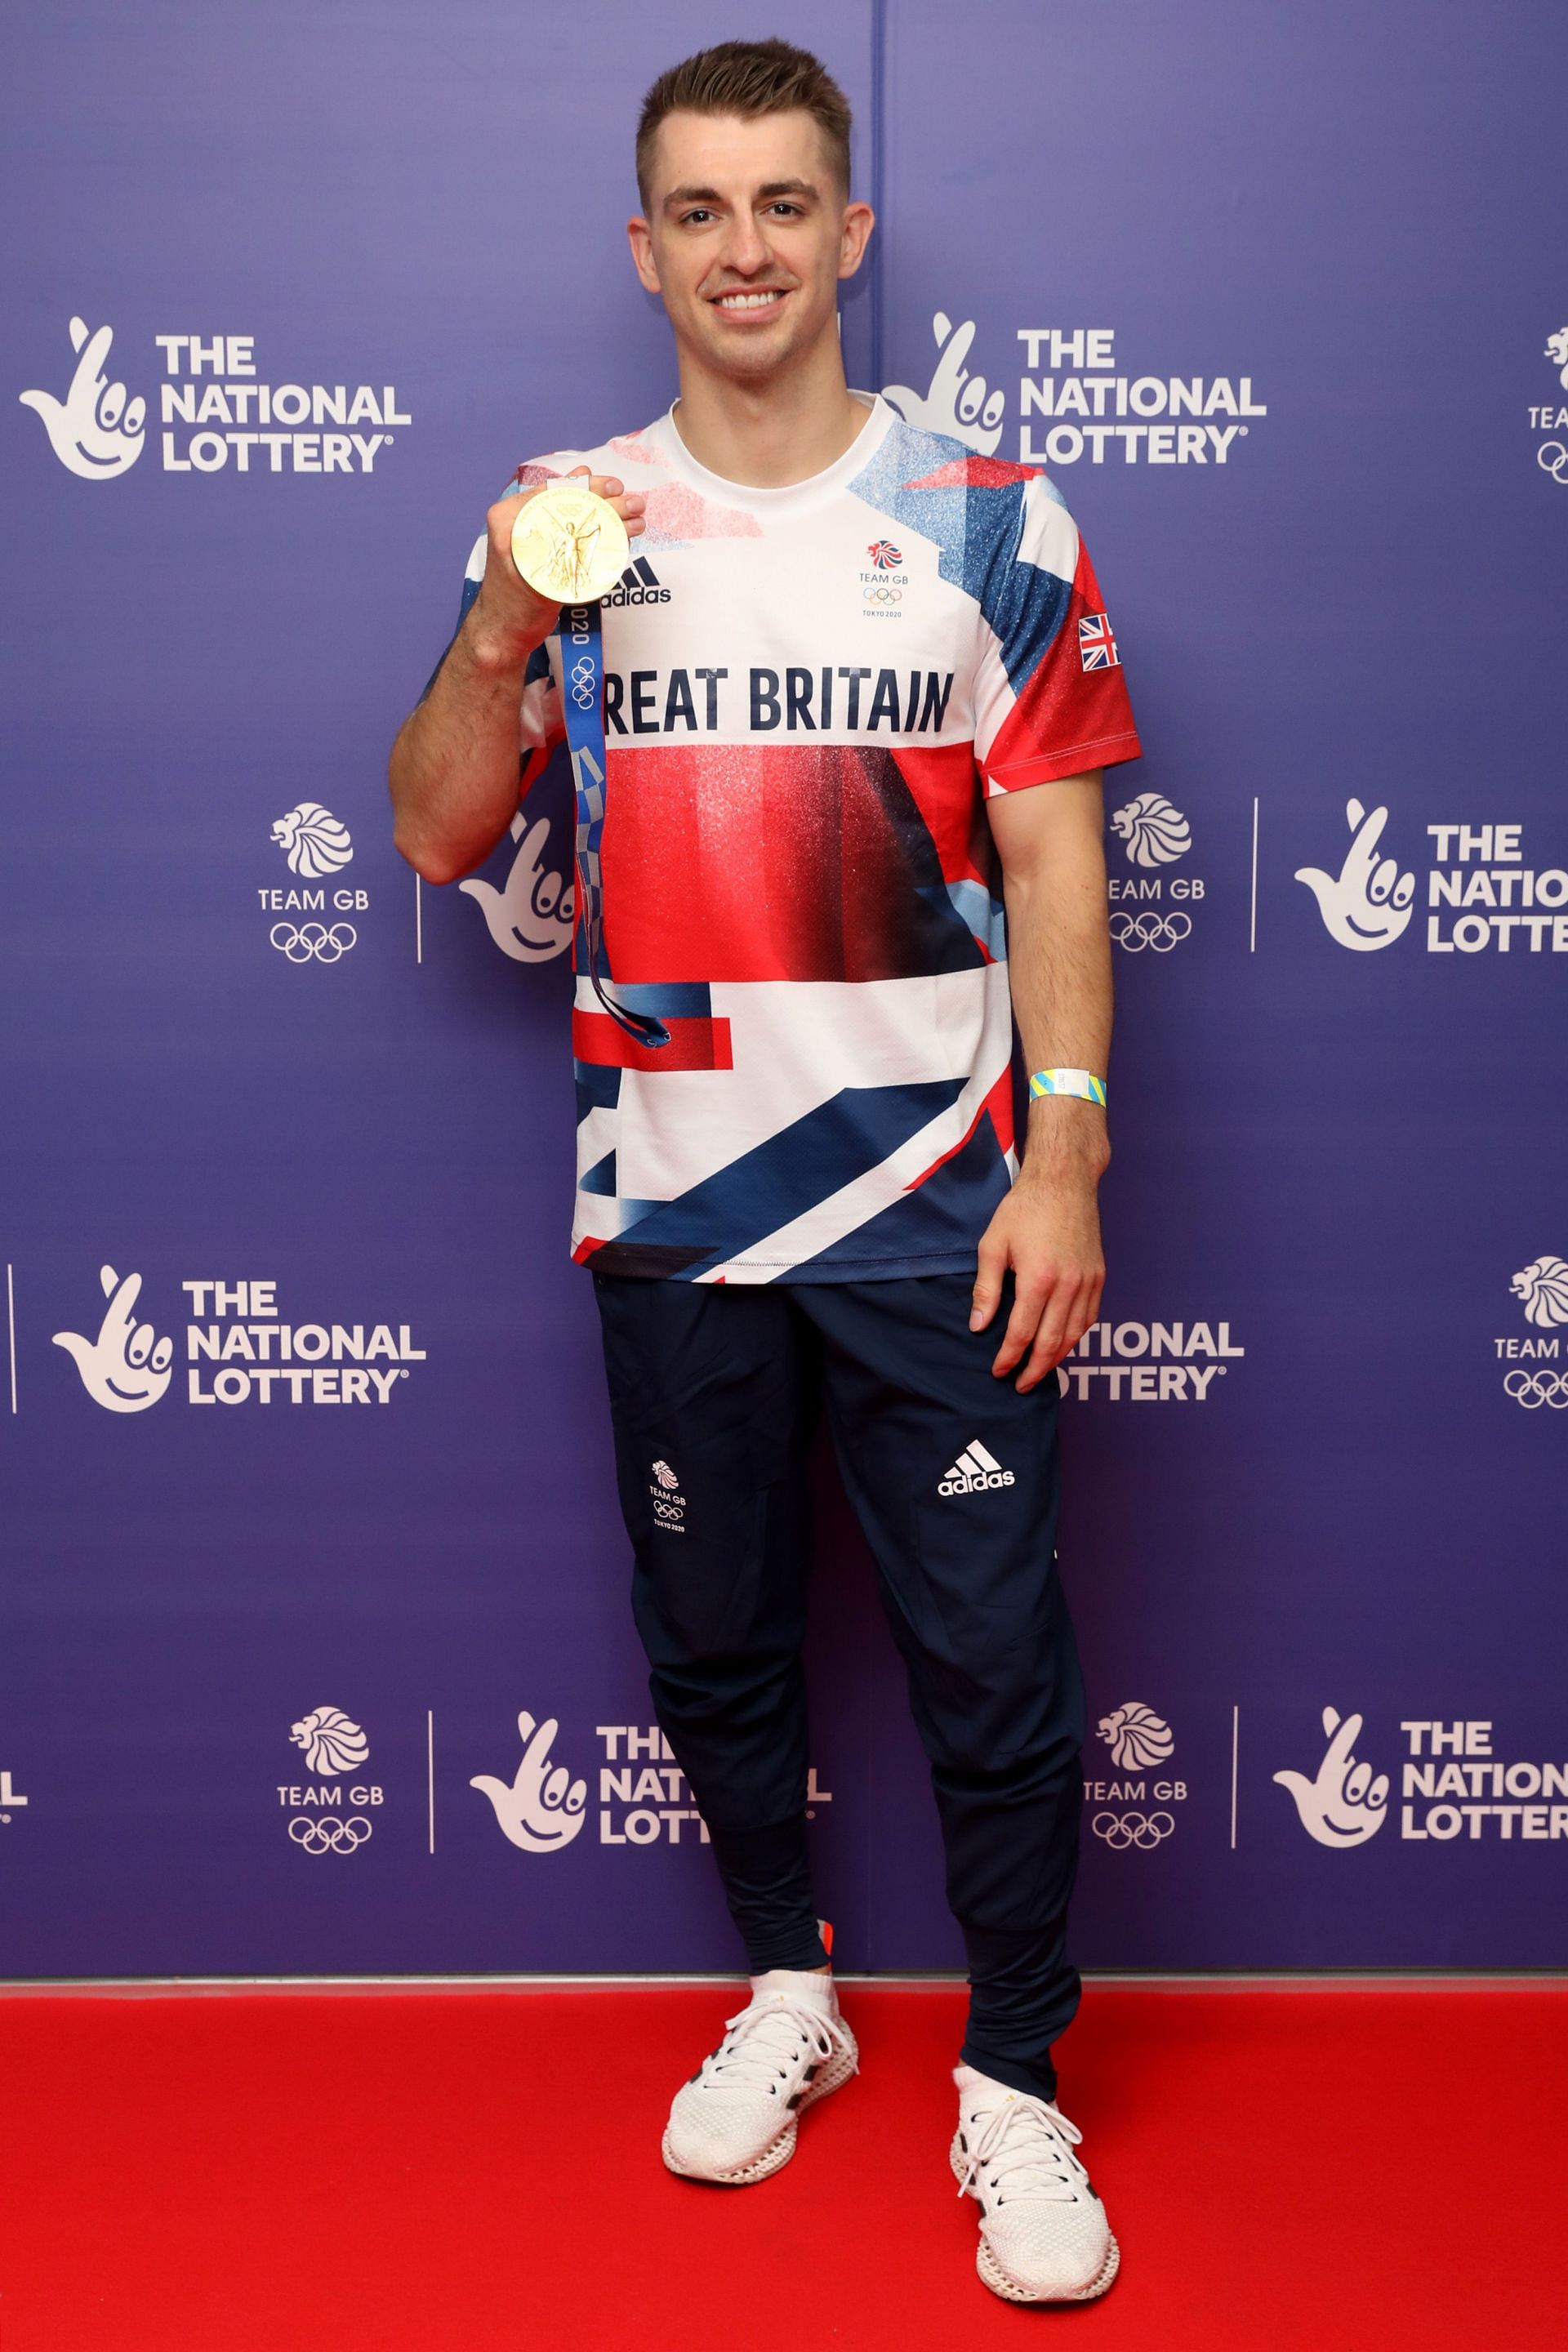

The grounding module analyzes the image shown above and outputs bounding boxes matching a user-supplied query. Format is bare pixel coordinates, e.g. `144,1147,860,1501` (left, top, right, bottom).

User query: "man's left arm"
971,770,1112,1392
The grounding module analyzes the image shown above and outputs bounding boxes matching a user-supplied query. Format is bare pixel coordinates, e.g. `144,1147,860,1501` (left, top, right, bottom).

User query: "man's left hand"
970,1168,1105,1392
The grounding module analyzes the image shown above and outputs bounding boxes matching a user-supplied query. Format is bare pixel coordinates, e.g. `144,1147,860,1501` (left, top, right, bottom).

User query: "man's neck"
669,334,871,488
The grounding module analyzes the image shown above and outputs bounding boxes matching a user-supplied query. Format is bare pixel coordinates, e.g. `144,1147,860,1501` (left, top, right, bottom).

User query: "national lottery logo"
882,307,1266,466
470,1710,587,1854
1273,1706,1388,1847
49,1265,426,1410
20,318,145,479
461,813,576,964
1295,798,1415,951
53,1265,173,1413
1297,808,1568,956
20,318,410,479
882,312,1006,454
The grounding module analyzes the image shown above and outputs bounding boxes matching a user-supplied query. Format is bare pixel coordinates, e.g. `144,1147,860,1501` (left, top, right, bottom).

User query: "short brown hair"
635,39,853,207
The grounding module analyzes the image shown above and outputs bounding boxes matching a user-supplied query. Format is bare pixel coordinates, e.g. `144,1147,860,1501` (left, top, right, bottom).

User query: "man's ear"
837,200,875,283
627,216,661,294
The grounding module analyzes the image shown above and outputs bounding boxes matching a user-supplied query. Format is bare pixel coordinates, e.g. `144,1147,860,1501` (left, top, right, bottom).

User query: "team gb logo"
1512,1255,1568,1330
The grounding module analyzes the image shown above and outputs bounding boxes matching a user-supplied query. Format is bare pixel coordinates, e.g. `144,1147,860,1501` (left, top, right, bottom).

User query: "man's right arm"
388,470,645,884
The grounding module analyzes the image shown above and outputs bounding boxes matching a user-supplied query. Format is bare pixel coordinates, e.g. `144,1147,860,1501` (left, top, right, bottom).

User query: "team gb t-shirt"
455,392,1141,1285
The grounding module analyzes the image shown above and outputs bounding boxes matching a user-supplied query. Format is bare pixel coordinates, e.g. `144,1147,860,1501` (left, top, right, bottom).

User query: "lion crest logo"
290,1705,370,1776
1097,1701,1174,1771
1511,1254,1568,1330
1110,791,1192,869
1546,327,1568,390
271,801,354,880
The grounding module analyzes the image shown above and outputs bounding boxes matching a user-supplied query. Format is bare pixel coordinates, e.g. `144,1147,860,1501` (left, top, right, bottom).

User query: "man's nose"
715,212,772,277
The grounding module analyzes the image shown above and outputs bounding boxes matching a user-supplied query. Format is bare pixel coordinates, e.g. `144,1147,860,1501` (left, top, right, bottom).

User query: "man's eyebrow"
662,178,821,209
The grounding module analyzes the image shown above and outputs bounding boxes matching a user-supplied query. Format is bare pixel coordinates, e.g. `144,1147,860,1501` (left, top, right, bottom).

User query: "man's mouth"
710,288,790,312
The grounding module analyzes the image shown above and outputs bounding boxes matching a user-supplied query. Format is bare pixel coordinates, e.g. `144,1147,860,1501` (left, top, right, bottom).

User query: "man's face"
628,108,872,381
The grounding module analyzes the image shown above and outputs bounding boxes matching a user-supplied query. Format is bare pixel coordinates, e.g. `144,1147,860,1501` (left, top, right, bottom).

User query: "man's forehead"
647,106,837,203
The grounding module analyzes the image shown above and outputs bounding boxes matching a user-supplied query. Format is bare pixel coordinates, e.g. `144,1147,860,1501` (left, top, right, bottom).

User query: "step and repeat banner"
2,1,1563,1977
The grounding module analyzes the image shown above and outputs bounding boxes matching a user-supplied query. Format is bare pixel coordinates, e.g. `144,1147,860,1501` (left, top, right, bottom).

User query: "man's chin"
688,313,820,381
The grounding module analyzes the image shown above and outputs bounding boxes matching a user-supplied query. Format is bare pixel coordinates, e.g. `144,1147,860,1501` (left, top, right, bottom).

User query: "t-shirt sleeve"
971,476,1142,795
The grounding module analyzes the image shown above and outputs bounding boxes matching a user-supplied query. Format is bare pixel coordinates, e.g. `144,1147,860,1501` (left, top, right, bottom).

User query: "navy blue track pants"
592,1268,1086,2101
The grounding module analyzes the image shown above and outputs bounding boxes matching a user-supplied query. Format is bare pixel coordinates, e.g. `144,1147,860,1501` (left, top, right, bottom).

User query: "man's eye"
681,208,715,225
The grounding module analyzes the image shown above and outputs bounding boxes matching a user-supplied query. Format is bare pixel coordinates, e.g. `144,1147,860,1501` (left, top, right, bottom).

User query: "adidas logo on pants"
938,1440,1017,1497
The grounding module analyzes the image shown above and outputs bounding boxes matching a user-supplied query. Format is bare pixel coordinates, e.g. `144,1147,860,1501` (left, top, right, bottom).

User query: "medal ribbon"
555,600,669,1049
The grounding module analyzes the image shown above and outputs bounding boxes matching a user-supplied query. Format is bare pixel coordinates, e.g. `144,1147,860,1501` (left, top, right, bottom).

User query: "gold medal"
510,480,631,604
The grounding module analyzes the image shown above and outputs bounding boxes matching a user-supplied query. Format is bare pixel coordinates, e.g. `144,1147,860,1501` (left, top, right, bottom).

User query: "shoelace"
956,2092,1086,2207
699,1994,854,2097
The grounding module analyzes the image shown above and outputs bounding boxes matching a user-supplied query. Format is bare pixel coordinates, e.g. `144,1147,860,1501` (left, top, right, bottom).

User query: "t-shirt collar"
650,390,893,510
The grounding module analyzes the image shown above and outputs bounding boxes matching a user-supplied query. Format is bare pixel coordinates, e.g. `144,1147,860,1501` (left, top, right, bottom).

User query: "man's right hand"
466,467,647,666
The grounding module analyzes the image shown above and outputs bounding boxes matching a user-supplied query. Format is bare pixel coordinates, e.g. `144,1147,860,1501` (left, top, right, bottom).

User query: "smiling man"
389,38,1140,2307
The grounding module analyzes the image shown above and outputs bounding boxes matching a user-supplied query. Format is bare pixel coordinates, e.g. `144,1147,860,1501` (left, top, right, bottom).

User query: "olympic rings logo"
862,583,902,604
287,1815,372,1855
270,921,357,963
568,654,597,709
1503,1369,1568,1409
1092,1811,1174,1850
1108,911,1192,953
1536,442,1568,485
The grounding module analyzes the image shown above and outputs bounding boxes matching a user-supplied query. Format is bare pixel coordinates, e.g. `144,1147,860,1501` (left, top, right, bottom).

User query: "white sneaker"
662,1970,858,2185
951,2065,1119,2303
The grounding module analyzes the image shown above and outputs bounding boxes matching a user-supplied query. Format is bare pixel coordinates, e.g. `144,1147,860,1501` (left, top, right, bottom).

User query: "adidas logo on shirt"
938,1440,1016,1498
602,555,670,608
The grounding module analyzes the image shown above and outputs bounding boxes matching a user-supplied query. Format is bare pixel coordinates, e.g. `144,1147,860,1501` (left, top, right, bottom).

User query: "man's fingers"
1015,1272,1102,1391
991,1277,1050,1377
969,1241,1008,1332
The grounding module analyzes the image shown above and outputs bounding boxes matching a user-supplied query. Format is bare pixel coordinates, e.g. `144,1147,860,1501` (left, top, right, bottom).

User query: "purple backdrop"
2,0,1565,1979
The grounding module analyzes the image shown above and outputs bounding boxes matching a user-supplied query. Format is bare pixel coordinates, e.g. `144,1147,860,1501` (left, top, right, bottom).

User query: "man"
389,39,1139,2306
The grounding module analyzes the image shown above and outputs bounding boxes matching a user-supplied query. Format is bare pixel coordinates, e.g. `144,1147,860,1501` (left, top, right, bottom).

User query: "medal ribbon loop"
555,602,670,1049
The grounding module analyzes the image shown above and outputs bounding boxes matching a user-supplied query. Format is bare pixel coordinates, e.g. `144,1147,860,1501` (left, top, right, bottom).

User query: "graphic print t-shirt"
457,394,1140,1284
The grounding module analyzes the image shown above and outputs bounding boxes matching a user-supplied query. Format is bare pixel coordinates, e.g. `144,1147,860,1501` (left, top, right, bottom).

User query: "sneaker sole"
949,2130,1120,2304
662,2029,859,2186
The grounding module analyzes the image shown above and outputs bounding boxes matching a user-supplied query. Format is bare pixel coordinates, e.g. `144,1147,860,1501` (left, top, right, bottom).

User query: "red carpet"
0,1980,1561,2351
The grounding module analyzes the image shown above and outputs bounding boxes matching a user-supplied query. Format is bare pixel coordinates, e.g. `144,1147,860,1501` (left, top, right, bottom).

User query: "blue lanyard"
555,601,669,1049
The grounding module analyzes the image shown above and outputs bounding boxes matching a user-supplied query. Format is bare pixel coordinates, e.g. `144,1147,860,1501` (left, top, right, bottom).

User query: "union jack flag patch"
1078,612,1120,670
